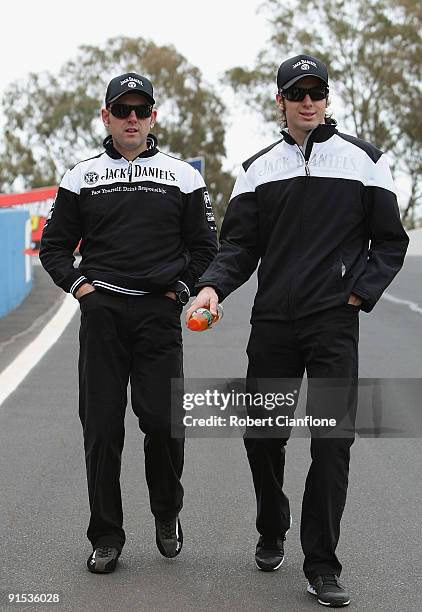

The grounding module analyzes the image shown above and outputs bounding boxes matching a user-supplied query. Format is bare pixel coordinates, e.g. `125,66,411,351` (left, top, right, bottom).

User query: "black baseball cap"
277,55,329,91
105,73,155,106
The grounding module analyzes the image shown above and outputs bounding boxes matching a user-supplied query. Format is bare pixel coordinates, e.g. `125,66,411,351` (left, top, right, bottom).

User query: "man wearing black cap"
40,72,217,573
187,55,408,606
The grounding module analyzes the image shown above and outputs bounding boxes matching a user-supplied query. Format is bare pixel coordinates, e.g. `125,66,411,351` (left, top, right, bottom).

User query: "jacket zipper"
128,161,133,183
287,144,311,317
296,145,310,176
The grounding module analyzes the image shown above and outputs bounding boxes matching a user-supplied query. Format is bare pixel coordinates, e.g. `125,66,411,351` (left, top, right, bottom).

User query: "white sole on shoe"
307,584,350,607
255,556,285,571
255,516,290,572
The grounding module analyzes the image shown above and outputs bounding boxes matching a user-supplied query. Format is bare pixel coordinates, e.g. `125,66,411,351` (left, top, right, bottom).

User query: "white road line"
382,292,422,315
0,295,66,354
0,294,78,407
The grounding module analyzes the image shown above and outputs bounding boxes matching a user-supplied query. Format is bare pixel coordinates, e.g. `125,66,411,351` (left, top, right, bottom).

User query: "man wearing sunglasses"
187,55,408,606
40,72,217,574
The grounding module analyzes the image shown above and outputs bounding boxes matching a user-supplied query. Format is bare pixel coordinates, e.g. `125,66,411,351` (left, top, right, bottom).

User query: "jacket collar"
103,133,159,160
281,123,338,146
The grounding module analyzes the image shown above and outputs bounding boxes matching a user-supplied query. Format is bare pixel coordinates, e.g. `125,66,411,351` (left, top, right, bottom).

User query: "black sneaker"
87,546,120,574
307,574,350,607
155,517,183,558
255,514,291,572
255,535,286,571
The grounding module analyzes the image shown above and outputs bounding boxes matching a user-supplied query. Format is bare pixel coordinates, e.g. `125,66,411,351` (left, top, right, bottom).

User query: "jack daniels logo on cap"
277,54,329,91
105,72,155,106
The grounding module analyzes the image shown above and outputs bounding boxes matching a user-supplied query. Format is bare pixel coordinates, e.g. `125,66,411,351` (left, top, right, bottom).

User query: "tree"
226,0,422,226
0,37,233,224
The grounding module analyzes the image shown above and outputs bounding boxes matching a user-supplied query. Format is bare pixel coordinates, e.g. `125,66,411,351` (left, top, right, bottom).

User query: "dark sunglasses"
109,103,153,119
281,86,328,102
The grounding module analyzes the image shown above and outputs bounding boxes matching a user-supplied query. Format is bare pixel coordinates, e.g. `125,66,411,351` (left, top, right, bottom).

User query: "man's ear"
101,107,110,127
150,108,158,130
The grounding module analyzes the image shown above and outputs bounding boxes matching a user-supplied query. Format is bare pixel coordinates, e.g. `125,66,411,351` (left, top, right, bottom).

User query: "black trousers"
244,304,359,580
78,291,184,553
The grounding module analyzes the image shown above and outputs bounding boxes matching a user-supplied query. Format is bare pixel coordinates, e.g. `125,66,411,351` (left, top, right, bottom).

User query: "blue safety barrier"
0,208,33,317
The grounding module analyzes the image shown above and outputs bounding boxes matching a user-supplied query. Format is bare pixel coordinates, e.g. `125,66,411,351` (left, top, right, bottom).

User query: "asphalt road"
0,258,421,612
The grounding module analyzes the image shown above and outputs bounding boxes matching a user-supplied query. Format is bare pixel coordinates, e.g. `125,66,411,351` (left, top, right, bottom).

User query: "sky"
1,0,410,203
1,0,274,174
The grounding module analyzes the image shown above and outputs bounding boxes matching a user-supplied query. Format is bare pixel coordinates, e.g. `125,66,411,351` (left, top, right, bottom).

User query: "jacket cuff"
195,281,225,301
69,275,89,296
351,288,374,313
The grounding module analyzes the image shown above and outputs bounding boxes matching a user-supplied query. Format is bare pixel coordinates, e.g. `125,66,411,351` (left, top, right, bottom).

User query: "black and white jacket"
40,135,218,298
197,124,409,319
